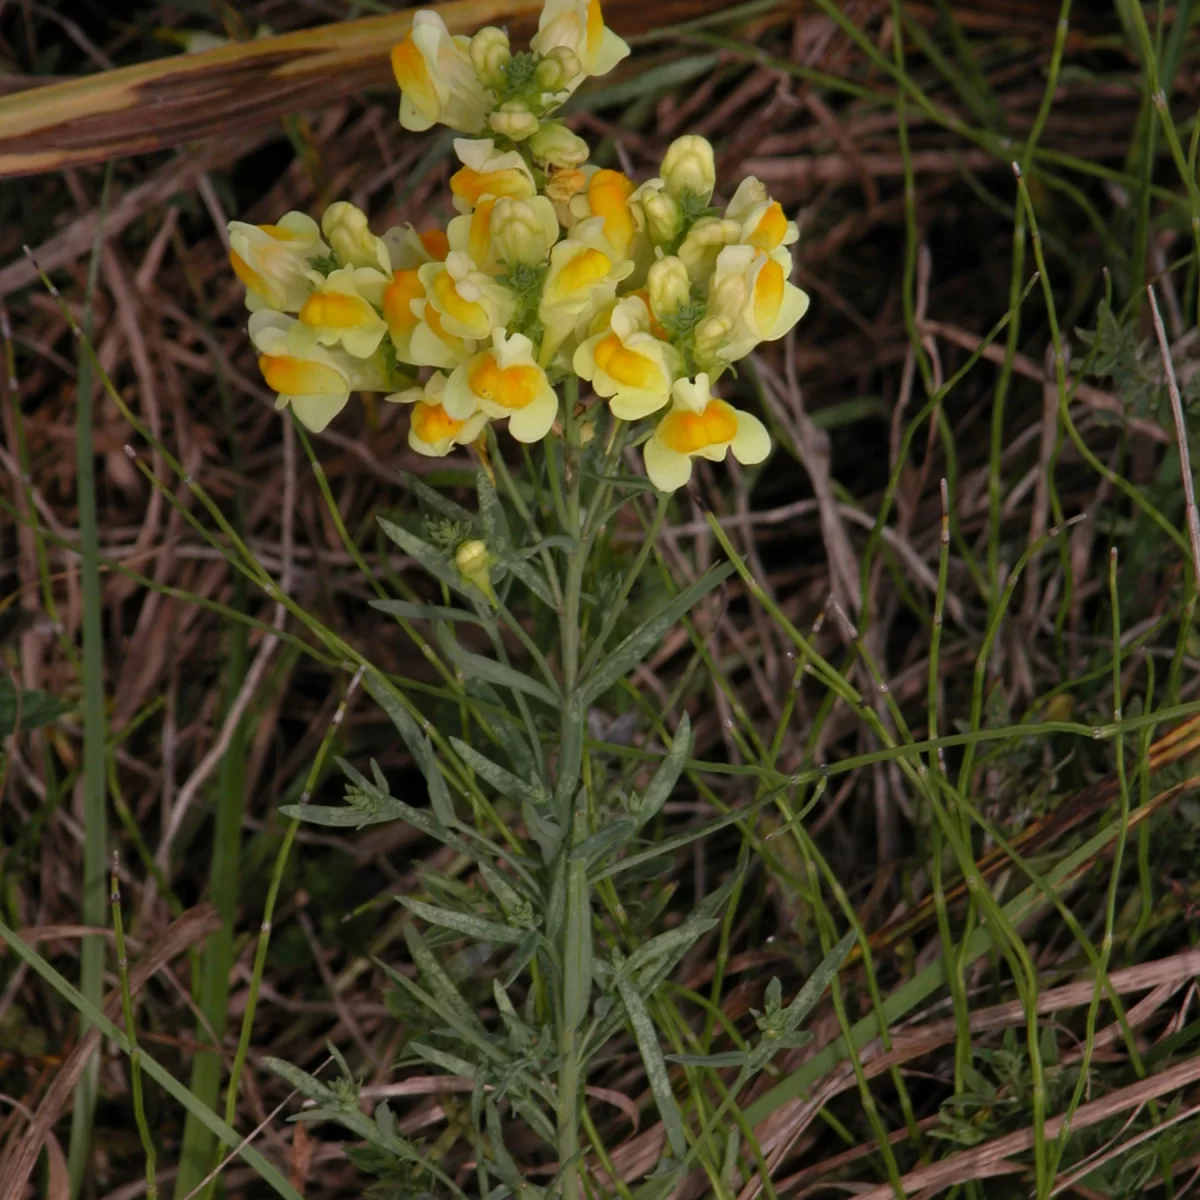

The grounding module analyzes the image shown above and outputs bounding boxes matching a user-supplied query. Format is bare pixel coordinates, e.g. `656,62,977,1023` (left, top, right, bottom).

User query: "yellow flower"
631,179,682,246
643,374,770,491
529,122,590,169
391,11,491,134
249,311,391,432
646,256,690,322
450,139,536,213
538,217,633,363
382,267,426,362
388,371,488,456
382,223,450,270
409,299,476,370
419,250,515,340
582,168,639,259
228,211,326,312
707,244,810,362
469,26,511,88
321,202,392,273
444,329,559,442
677,216,743,284
660,135,716,204
448,195,558,272
724,177,798,253
489,100,540,142
574,296,679,420
292,265,390,359
454,538,498,604
530,0,629,92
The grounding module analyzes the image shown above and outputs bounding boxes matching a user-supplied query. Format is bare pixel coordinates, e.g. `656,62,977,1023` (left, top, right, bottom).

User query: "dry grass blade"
0,905,222,1200
0,0,729,176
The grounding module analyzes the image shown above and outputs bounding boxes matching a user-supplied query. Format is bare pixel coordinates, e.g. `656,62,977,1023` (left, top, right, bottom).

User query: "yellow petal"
383,269,425,335
432,270,488,333
451,166,534,208
747,202,788,252
392,36,438,120
588,169,635,257
299,291,375,329
258,354,346,396
658,399,738,454
558,247,611,294
230,250,266,297
411,399,466,443
593,333,663,391
753,257,784,333
468,353,543,410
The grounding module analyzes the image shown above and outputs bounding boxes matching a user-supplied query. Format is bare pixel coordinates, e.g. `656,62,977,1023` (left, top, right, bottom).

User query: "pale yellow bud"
641,187,682,245
693,314,733,366
491,197,557,265
677,217,742,284
660,135,716,204
455,539,496,604
489,100,540,142
647,256,690,320
528,121,590,168
470,27,511,88
535,46,582,92
321,201,390,272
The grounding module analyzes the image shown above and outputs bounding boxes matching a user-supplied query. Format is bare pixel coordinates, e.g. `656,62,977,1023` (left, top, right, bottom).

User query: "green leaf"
635,713,691,828
436,624,560,705
504,929,540,987
477,468,511,550
581,563,735,704
621,916,718,981
617,976,688,1160
409,1042,480,1079
465,678,538,781
563,805,593,1034
399,896,526,945
0,677,71,737
263,1057,338,1106
451,737,549,806
780,931,855,1033
501,556,556,606
405,925,484,1030
569,821,636,865
592,807,749,883
370,599,487,625
665,1051,749,1068
377,516,464,593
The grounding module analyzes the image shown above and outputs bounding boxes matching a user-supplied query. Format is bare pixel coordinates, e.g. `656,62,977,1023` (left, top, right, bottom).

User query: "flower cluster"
230,0,809,490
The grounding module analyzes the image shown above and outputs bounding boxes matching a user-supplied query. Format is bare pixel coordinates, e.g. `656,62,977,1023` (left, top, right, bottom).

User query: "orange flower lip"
299,291,374,329
753,258,785,331
258,354,346,396
468,354,543,410
412,400,465,443
384,269,424,334
594,333,663,391
658,399,738,454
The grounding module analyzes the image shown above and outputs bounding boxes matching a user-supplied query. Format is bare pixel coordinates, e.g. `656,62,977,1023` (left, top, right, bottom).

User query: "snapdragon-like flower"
292,265,390,358
383,223,450,270
574,296,679,420
321,202,392,273
448,195,558,272
450,139,537,213
249,311,393,432
581,169,639,259
530,0,630,92
445,329,558,442
391,11,491,134
538,217,633,362
707,244,810,363
228,212,326,312
632,179,682,247
420,250,515,341
660,135,716,205
643,374,770,491
389,371,488,456
724,176,799,252
677,216,743,285
382,268,427,361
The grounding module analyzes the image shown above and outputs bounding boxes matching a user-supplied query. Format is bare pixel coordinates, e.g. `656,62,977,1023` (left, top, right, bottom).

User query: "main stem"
557,382,586,1200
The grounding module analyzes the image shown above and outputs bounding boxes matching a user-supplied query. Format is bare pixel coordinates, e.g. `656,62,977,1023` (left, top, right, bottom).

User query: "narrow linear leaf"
635,712,692,828
465,678,538,779
0,678,71,737
617,976,688,1160
477,468,512,550
409,1042,480,1080
665,1051,748,1069
451,737,548,806
569,821,636,865
563,807,593,1034
370,599,487,625
581,563,735,705
405,925,484,1030
502,556,557,606
262,1058,337,1106
781,931,856,1032
436,624,560,706
364,673,433,770
394,470,475,524
621,916,718,981
399,896,526,945
377,516,463,593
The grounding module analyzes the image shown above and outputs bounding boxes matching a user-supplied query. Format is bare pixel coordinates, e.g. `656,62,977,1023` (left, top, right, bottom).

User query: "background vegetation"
4,0,1200,1196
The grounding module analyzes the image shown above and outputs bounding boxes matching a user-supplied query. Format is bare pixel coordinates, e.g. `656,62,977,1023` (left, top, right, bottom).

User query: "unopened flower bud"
489,100,540,142
677,217,742,283
321,201,390,272
693,313,733,366
491,197,556,265
647,256,690,320
640,187,682,245
455,539,496,604
660,134,716,204
470,27,511,88
535,46,582,92
529,121,589,168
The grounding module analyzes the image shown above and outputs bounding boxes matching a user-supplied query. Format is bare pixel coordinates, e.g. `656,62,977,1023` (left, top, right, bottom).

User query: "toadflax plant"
229,0,850,1195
